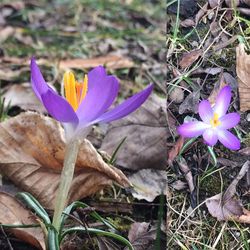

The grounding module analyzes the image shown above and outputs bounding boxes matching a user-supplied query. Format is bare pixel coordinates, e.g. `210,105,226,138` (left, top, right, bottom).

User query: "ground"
0,0,166,249
167,0,250,249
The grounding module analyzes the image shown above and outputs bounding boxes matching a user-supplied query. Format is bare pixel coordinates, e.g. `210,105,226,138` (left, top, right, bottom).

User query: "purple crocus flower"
30,58,153,140
177,86,240,150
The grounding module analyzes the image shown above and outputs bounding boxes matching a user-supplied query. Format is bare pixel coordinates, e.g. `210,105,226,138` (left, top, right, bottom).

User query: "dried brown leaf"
179,91,200,114
0,66,29,81
128,169,167,202
170,180,187,191
169,87,184,104
180,18,195,28
208,81,227,106
0,112,129,209
167,136,184,166
206,194,244,221
179,49,203,69
213,35,237,52
101,94,170,171
0,26,15,43
0,192,45,250
3,83,46,112
195,3,208,25
206,161,250,224
236,44,250,111
0,55,134,72
126,222,157,250
239,147,250,156
59,55,134,70
177,157,195,193
207,71,237,106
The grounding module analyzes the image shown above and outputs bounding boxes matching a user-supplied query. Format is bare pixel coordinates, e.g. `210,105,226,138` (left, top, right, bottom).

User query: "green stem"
52,139,81,231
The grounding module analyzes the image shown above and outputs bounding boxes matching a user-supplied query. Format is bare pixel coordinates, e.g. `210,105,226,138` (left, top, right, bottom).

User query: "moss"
243,133,250,147
106,217,131,232
199,172,223,196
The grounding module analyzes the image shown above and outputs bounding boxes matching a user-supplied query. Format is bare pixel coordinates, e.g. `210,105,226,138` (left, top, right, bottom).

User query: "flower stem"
52,139,81,231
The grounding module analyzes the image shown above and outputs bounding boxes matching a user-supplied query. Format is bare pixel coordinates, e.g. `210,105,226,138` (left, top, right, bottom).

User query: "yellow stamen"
210,113,221,128
64,71,78,111
79,75,88,104
64,72,88,111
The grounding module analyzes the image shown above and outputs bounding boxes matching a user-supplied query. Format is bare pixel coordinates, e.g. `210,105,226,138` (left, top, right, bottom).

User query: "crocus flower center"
210,112,220,128
63,72,88,111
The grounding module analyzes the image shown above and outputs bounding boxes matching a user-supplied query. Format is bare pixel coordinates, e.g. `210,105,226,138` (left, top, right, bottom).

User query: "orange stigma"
63,72,88,111
210,113,221,128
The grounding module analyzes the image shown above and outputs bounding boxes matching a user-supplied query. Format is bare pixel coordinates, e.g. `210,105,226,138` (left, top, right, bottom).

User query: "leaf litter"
167,0,250,248
0,112,129,210
206,161,250,224
0,192,45,250
0,0,167,248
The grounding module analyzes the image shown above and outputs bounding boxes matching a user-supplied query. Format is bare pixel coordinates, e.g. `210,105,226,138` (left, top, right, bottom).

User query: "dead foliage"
0,112,129,210
0,192,45,250
236,43,250,111
101,94,170,171
206,161,250,224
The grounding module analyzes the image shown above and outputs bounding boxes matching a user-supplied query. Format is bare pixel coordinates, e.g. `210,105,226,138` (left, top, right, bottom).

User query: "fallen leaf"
177,157,196,207
191,67,222,75
206,161,250,223
0,55,134,71
101,94,170,170
0,66,29,81
179,91,200,114
167,136,184,166
169,87,184,104
170,180,187,191
0,192,45,250
180,18,195,28
195,3,208,25
207,73,227,106
96,237,120,250
236,43,250,111
59,55,134,70
213,35,238,52
3,83,46,113
239,147,250,156
128,169,167,202
208,71,237,106
206,194,243,221
0,26,15,43
125,222,157,250
179,49,203,69
0,112,130,209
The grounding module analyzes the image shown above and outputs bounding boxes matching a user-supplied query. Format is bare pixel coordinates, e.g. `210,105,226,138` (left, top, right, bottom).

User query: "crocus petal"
203,128,218,146
198,100,213,123
177,121,209,138
76,66,119,122
41,89,79,123
217,129,240,150
94,84,153,124
30,57,49,101
213,86,231,117
219,113,240,129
